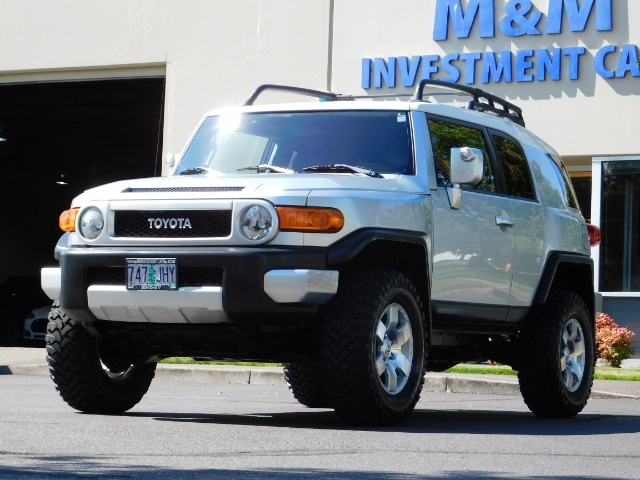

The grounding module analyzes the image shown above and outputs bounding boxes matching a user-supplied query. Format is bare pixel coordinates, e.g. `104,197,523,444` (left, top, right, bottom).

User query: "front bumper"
42,245,338,325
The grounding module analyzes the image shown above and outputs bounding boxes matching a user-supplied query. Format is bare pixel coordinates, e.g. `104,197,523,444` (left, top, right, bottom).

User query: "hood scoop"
125,186,245,193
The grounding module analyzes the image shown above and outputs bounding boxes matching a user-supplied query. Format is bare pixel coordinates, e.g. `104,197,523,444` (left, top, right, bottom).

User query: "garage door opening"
0,77,165,344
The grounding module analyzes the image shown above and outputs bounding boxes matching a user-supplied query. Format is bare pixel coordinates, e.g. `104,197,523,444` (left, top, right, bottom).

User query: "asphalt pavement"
4,375,639,479
1,347,639,400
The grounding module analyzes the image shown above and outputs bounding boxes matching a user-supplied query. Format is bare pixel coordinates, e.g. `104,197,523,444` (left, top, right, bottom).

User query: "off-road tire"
46,302,156,414
283,361,331,408
517,291,594,418
319,269,427,425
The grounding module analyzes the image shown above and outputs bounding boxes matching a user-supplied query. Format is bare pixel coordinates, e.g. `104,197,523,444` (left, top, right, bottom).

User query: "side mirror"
450,147,484,185
164,153,182,176
165,153,176,169
447,147,484,209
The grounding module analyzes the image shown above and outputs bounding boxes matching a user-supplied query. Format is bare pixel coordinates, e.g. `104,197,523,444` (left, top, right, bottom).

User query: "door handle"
495,214,515,228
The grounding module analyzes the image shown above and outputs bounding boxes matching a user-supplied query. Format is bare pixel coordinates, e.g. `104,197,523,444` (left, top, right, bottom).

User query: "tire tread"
319,269,426,425
283,361,331,408
46,302,156,414
517,291,594,418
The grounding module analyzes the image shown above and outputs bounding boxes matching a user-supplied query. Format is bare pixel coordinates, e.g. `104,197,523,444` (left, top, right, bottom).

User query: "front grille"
127,187,244,193
113,210,232,238
88,266,124,285
88,266,224,287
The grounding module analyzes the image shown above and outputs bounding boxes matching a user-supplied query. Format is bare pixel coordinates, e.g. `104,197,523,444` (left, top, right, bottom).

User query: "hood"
70,173,414,207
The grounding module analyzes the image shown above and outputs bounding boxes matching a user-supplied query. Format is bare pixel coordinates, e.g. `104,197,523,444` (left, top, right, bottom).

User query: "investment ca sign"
361,0,639,89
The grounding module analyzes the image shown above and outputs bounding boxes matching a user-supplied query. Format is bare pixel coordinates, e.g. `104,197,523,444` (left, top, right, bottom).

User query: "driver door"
427,117,516,326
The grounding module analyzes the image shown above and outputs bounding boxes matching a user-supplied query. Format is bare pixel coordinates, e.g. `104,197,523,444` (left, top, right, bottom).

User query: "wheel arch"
532,252,595,323
327,229,432,331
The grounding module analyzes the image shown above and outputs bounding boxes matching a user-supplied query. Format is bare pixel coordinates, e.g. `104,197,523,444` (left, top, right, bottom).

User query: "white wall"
0,0,332,158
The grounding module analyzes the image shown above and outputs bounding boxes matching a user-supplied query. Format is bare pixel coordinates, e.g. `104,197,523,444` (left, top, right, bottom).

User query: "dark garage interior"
0,77,165,344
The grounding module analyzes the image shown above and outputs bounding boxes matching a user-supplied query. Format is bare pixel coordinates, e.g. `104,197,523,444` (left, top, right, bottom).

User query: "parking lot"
1,367,640,479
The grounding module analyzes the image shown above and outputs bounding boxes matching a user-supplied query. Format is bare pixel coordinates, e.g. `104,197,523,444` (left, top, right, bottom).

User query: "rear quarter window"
526,149,576,210
548,154,580,210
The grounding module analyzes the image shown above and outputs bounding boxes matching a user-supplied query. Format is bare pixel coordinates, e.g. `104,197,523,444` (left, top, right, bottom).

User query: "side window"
492,134,535,200
549,154,580,209
428,118,495,193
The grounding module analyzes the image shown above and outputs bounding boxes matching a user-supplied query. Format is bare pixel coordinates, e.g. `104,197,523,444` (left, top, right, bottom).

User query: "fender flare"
532,252,594,316
327,228,430,265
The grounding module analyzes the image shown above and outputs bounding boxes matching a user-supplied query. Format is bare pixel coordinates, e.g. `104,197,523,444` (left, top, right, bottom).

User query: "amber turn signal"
59,208,80,232
276,206,344,233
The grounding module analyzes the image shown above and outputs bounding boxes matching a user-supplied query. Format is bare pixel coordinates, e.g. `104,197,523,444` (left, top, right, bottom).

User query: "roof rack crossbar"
244,84,345,106
411,79,525,127
343,93,413,99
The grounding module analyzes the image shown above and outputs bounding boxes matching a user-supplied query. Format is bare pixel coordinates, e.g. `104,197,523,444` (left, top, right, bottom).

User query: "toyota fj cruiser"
41,80,600,425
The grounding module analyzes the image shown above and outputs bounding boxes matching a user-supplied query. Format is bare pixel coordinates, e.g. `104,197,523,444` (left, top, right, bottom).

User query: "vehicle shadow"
0,464,625,480
125,407,640,436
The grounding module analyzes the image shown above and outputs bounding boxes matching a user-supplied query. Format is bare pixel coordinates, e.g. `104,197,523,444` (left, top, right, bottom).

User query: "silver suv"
41,81,600,425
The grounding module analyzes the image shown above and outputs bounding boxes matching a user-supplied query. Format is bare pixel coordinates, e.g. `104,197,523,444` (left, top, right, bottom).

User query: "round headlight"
240,205,272,241
78,207,104,240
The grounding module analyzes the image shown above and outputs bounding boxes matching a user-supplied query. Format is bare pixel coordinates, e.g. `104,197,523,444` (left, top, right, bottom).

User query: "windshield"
175,111,414,176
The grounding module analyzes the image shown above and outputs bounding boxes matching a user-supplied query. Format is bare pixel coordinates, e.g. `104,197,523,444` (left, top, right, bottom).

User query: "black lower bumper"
58,245,328,324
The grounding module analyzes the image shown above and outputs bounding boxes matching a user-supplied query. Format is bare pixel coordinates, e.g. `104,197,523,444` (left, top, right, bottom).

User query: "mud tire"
517,291,594,418
319,269,427,425
46,302,156,414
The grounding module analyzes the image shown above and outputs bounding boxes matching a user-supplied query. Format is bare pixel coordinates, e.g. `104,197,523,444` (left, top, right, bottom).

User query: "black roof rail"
411,79,525,127
244,84,347,106
244,82,525,127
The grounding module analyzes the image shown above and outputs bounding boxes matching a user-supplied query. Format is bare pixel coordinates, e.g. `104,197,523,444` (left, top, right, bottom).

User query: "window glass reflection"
600,161,640,292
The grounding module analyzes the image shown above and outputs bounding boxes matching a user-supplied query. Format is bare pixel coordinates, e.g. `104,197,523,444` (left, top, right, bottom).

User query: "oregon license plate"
126,258,177,290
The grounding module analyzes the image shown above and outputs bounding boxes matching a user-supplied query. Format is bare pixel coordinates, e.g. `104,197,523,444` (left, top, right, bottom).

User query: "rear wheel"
283,360,331,408
517,291,594,417
319,269,426,425
46,302,156,414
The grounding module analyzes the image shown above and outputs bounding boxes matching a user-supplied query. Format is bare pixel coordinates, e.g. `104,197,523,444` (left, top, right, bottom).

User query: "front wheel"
319,269,427,425
46,302,156,414
517,291,594,417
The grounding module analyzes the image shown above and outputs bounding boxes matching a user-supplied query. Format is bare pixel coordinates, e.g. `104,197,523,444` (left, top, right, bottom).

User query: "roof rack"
243,84,413,105
411,79,525,127
244,82,525,127
244,84,344,106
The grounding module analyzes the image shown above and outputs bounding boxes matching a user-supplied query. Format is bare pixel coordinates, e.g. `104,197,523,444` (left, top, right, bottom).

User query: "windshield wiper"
237,164,295,174
302,164,382,178
178,167,222,176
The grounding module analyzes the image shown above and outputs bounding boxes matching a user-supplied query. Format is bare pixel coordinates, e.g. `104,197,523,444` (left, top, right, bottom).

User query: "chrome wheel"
561,317,586,393
375,303,414,395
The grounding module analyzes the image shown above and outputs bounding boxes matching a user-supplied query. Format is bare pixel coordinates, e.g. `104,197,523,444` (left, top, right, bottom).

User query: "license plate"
126,258,177,290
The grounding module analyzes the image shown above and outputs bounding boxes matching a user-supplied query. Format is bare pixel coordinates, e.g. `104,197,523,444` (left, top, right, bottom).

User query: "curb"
424,374,640,400
155,365,286,385
1,364,638,400
589,391,640,400
425,374,521,396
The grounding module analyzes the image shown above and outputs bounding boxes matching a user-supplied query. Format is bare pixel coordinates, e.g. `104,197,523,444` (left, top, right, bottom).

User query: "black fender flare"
326,228,433,339
532,252,594,318
327,228,430,265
